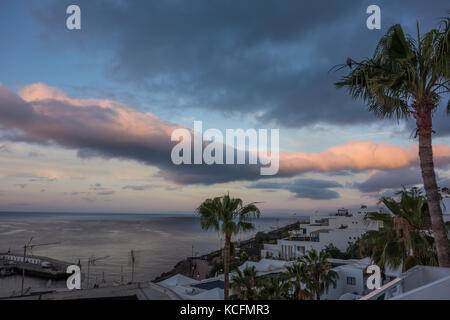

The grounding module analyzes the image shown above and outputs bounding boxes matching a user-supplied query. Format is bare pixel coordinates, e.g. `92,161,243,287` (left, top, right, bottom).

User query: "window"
347,277,356,285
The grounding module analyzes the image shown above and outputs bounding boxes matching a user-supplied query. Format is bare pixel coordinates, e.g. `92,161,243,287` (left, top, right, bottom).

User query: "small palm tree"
360,188,438,270
286,262,314,300
231,266,258,300
360,215,402,269
257,274,290,300
335,19,450,266
196,194,260,300
301,249,339,300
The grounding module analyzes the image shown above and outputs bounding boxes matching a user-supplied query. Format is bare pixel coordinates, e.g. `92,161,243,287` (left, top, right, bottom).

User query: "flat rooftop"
3,282,179,300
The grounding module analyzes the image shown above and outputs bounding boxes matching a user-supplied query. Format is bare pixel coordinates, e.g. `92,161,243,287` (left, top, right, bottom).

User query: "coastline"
152,220,305,283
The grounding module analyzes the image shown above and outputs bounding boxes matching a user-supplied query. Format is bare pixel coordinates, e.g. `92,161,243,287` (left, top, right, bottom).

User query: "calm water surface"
0,212,306,296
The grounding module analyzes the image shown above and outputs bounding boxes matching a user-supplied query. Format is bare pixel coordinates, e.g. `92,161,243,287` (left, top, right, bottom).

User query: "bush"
323,244,346,259
208,261,224,277
404,256,420,271
255,232,270,244
240,251,249,262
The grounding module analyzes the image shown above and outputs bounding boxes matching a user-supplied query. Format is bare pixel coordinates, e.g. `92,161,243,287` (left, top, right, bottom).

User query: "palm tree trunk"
223,233,231,300
316,273,320,300
417,107,450,267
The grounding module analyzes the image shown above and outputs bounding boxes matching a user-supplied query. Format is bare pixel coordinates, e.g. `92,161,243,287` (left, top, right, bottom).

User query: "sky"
0,0,449,214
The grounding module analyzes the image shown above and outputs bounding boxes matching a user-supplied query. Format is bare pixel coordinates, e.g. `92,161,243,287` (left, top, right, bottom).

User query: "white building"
158,274,225,300
261,208,382,260
322,257,400,300
235,257,401,300
237,259,293,277
360,265,450,300
0,254,41,265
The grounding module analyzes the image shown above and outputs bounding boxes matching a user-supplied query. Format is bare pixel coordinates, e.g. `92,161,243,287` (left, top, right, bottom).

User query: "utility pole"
127,249,140,284
87,258,90,289
20,238,59,296
21,244,27,296
130,250,135,283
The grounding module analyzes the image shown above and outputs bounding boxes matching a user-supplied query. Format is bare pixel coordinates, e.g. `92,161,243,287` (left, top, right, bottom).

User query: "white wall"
322,266,366,300
0,254,41,265
261,210,382,261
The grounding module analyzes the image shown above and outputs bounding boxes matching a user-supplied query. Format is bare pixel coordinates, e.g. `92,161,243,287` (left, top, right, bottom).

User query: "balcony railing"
287,236,319,242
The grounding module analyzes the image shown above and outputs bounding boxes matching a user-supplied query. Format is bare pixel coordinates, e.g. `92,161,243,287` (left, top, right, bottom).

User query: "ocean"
0,212,306,296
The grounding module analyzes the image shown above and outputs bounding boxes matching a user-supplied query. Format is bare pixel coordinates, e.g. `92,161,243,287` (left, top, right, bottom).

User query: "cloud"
0,144,12,153
122,184,157,191
6,83,267,185
249,178,342,200
1,83,450,186
32,0,450,131
89,183,106,191
65,192,89,196
352,168,426,193
278,140,450,176
97,191,115,196
27,151,42,158
28,176,56,182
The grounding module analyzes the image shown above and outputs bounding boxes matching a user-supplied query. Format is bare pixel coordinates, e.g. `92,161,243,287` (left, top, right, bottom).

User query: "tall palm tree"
300,249,338,300
286,262,314,300
231,266,258,300
196,194,260,300
360,188,438,270
335,19,450,266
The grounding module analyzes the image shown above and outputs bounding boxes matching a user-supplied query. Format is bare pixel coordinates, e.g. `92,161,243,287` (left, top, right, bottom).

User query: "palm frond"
335,20,449,121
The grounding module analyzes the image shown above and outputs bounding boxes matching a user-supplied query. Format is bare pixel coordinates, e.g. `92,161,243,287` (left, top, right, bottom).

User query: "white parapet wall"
0,254,41,265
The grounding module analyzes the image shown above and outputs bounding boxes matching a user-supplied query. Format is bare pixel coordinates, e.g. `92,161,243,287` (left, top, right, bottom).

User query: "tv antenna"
86,255,109,289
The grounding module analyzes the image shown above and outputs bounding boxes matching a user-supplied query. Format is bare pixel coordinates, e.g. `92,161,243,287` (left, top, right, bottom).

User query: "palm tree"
360,214,402,269
300,249,339,300
286,262,314,300
360,188,438,270
335,19,450,267
257,274,290,300
196,194,260,300
231,266,258,300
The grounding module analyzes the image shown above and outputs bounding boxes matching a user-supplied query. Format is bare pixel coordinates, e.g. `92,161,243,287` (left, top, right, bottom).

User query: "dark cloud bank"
0,1,448,199
33,0,450,133
249,178,342,200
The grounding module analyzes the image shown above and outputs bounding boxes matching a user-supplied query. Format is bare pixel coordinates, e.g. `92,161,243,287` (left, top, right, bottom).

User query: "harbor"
1,253,73,280
0,218,305,299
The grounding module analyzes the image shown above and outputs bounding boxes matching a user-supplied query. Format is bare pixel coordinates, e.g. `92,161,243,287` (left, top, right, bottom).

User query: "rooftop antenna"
20,238,59,296
86,255,109,289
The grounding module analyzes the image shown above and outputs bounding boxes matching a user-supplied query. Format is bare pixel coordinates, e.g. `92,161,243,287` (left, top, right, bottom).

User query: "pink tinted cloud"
0,83,449,184
279,140,450,175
